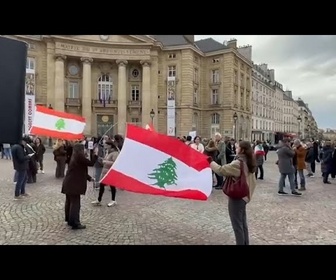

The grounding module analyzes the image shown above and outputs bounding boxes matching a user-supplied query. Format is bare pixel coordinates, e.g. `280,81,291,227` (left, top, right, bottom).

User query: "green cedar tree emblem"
147,157,178,189
55,119,66,130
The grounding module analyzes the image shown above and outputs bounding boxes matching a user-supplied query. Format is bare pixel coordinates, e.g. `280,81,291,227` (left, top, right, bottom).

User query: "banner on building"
24,72,35,134
167,76,176,136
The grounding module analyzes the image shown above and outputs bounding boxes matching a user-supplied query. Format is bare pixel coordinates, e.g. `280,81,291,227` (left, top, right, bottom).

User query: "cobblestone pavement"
0,150,336,245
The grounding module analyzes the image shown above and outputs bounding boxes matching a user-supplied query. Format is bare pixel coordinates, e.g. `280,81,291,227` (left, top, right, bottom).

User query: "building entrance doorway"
96,115,114,138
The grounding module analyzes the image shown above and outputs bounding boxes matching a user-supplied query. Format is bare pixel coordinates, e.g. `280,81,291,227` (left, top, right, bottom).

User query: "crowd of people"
5,131,336,244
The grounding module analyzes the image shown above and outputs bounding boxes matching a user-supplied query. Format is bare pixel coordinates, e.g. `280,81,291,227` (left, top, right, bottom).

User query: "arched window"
210,113,220,138
98,74,113,101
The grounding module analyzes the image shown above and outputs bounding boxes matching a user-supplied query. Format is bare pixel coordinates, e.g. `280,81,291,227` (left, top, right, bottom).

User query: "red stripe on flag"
101,170,208,201
30,127,84,140
126,124,209,171
36,105,86,122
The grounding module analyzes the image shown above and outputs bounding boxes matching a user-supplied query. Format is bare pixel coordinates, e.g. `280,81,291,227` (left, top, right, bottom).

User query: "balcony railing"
65,98,81,107
92,99,117,108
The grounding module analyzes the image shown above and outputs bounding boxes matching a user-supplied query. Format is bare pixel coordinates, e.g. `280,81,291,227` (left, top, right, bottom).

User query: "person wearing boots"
91,140,119,207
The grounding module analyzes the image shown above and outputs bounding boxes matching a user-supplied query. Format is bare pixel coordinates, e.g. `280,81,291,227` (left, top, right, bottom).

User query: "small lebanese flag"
30,105,86,140
254,145,265,156
101,124,212,200
145,123,154,131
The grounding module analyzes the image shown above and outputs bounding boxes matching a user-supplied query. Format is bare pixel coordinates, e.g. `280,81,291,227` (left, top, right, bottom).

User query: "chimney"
227,39,237,49
238,45,252,61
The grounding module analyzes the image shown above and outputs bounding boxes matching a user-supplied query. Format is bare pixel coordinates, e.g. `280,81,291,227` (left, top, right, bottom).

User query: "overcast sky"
195,35,335,129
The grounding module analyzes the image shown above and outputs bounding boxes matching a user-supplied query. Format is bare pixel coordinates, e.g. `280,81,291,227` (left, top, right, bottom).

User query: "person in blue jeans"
11,136,33,200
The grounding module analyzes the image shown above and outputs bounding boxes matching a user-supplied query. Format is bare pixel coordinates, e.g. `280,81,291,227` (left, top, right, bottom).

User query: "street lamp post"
48,104,53,147
297,116,302,140
150,109,155,124
233,112,238,140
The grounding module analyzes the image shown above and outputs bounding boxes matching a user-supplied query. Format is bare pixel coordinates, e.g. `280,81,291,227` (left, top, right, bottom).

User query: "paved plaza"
0,150,336,245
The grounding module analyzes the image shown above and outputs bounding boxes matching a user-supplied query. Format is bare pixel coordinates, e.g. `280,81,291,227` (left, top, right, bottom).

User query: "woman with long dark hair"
33,137,46,174
209,141,257,245
91,140,119,207
61,143,97,230
53,139,67,178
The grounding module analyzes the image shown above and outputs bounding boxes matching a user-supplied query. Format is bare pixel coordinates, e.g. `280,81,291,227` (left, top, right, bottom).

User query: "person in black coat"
61,143,97,230
25,137,37,184
11,136,33,199
113,134,124,151
321,142,334,184
331,145,336,179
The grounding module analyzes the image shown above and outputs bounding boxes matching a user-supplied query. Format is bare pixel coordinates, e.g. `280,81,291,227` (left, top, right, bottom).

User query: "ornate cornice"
116,60,128,67
81,57,93,64
55,54,66,61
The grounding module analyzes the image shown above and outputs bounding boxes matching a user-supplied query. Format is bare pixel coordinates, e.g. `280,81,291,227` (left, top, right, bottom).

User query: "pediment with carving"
49,35,155,45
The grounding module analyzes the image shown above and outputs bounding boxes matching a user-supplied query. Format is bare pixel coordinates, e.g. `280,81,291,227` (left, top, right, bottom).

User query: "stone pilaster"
46,41,55,108
116,60,128,136
81,57,93,136
54,54,66,112
141,60,151,127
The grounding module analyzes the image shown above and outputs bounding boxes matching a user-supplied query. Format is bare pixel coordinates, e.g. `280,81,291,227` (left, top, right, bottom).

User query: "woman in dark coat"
53,139,67,178
61,143,97,230
64,140,73,168
33,137,46,174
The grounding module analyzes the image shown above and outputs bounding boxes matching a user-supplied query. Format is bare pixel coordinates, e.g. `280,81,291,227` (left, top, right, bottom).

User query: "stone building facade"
283,90,299,136
7,35,252,139
251,63,276,142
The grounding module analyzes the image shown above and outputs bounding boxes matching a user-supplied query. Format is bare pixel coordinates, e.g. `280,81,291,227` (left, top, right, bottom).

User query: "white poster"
25,95,35,134
167,76,176,136
24,70,35,135
188,131,197,140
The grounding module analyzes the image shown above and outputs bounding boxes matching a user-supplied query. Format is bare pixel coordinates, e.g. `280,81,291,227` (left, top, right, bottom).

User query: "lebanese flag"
254,145,265,156
145,123,155,131
30,105,86,140
101,124,212,200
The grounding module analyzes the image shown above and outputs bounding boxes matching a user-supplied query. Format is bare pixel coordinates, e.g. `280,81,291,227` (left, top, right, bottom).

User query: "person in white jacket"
190,136,204,153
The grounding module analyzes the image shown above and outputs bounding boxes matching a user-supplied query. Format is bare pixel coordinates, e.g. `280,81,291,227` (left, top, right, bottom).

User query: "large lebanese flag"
101,124,212,200
30,105,86,140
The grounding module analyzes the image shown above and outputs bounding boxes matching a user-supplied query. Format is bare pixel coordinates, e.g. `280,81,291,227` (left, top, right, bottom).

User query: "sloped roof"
194,38,228,53
283,94,292,101
150,35,190,46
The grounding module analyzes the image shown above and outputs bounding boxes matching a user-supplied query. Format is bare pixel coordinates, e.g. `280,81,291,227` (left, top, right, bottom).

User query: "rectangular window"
168,53,176,59
194,68,198,83
131,118,140,126
168,66,176,77
211,89,219,104
68,82,79,98
211,69,220,83
131,85,140,101
193,88,198,104
26,57,35,73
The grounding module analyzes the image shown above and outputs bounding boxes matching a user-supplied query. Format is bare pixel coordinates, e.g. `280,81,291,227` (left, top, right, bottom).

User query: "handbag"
222,159,249,199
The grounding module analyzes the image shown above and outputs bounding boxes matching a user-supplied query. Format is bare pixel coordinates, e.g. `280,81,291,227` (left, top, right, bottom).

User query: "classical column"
46,41,55,108
141,60,151,127
54,54,66,112
116,60,128,136
81,57,93,136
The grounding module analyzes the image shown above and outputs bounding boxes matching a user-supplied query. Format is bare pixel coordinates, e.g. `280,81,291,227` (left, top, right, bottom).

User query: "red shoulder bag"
222,160,249,199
